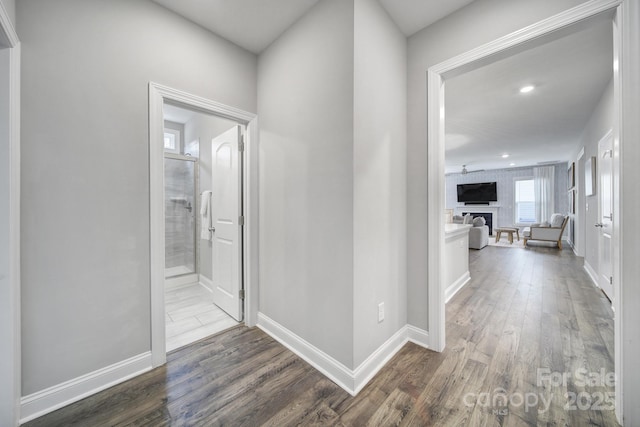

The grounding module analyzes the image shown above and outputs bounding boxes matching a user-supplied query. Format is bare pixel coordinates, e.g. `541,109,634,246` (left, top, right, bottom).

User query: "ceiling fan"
461,165,485,175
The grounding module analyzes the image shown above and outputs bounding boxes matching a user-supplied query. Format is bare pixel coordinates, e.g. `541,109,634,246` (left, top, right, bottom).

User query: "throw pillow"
463,214,473,224
452,215,464,224
472,216,486,227
550,213,565,228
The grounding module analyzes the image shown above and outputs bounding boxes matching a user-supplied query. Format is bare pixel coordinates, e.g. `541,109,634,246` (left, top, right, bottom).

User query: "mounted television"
457,182,497,203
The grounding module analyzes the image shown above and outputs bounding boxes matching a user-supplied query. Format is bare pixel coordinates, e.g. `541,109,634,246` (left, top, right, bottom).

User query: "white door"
211,125,243,321
597,132,613,301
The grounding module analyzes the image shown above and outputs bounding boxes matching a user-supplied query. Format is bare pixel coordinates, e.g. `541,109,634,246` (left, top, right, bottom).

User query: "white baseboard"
199,275,214,293
257,313,430,396
406,324,430,348
257,313,355,394
445,271,471,303
165,273,199,290
20,352,152,424
352,327,410,395
584,261,600,289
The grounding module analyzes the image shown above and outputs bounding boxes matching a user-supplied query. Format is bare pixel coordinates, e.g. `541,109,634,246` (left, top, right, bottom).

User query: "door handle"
595,223,604,228
209,226,216,233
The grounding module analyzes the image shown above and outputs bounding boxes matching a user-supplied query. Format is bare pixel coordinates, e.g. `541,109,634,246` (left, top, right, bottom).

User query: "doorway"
161,103,245,352
426,2,624,422
149,83,258,366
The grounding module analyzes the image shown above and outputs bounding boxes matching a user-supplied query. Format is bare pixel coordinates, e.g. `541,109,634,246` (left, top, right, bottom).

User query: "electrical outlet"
378,302,385,323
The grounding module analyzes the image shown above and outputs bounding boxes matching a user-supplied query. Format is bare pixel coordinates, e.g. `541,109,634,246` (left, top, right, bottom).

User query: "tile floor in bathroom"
165,282,239,352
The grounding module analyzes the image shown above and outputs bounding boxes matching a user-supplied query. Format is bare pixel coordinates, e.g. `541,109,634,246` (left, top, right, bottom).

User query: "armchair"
522,214,569,249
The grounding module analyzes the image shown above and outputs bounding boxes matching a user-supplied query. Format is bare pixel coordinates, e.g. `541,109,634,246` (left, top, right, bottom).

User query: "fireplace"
463,212,493,235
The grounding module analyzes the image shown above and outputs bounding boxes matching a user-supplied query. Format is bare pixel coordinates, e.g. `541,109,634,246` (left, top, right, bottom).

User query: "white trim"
8,44,20,427
257,313,429,396
19,352,152,424
352,327,411,395
257,313,355,394
165,273,199,290
427,67,446,353
405,325,430,348
445,271,471,303
615,0,640,422
199,274,214,293
149,82,258,369
0,0,18,48
583,261,600,289
0,3,19,421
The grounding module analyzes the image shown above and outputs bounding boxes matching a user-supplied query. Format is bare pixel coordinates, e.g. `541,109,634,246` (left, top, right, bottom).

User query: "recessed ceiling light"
502,154,510,158
510,163,516,166
520,85,535,94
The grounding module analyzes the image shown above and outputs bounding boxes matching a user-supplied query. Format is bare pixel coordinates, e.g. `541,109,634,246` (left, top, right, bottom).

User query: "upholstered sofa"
453,214,489,249
469,225,489,250
522,213,569,249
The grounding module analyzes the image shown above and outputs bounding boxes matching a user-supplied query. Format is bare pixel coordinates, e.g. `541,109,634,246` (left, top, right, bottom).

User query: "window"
515,178,535,223
164,128,181,154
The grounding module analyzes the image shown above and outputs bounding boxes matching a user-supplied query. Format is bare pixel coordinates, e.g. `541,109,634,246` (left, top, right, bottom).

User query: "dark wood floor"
25,245,618,426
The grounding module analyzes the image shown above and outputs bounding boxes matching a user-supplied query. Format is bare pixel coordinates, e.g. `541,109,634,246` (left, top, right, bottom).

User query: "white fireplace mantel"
453,205,501,229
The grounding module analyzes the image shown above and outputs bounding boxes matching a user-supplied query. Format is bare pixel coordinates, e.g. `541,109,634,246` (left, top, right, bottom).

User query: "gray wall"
0,0,15,29
182,112,238,283
406,0,591,331
258,0,355,368
19,0,256,395
579,79,613,273
445,164,569,230
353,0,407,367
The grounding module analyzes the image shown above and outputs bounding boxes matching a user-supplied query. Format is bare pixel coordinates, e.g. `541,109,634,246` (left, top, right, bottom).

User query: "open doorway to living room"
437,6,620,424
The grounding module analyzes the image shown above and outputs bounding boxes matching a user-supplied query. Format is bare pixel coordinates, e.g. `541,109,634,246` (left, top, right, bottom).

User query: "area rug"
488,236,525,248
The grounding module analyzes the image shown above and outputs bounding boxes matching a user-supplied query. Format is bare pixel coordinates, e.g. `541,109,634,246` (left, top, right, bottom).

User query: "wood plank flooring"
24,245,618,426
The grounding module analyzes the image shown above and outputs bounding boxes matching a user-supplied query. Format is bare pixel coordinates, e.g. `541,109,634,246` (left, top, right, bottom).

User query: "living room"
443,16,612,270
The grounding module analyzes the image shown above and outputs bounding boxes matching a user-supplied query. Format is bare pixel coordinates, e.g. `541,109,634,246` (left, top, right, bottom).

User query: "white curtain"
534,166,555,222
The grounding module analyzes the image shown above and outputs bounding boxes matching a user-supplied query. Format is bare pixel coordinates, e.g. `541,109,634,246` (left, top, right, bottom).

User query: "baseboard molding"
257,313,430,396
257,313,355,394
352,327,409,395
406,325,430,348
165,273,199,290
584,261,600,289
20,352,152,424
445,271,471,303
199,275,214,293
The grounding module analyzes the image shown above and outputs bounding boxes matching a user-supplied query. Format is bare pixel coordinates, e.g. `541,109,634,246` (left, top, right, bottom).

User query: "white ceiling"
163,103,198,124
152,0,321,54
445,19,613,174
151,0,474,53
378,0,475,36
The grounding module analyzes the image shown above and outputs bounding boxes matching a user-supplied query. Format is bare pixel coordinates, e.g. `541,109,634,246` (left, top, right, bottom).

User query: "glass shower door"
164,155,197,278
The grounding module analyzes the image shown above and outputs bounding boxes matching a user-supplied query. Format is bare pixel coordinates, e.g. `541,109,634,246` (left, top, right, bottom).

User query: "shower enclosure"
164,154,198,284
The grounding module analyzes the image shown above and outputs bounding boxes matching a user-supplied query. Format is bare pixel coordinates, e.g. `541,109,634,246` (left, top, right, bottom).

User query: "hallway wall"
258,0,356,367
579,79,614,276
18,0,256,396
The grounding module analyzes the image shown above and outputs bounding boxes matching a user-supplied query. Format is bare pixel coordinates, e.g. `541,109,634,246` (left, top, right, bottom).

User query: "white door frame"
0,3,20,426
426,0,625,422
149,82,259,367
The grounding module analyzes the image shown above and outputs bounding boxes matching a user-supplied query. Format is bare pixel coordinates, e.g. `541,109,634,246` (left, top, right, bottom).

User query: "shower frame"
163,152,200,288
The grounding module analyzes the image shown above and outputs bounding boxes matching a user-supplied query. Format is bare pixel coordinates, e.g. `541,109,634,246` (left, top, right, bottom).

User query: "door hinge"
239,135,245,152
239,289,245,299
610,276,613,285
239,215,244,226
